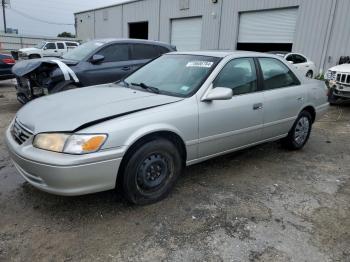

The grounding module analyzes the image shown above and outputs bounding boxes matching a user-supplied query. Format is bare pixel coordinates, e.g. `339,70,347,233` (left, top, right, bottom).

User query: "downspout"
217,0,224,49
319,0,337,74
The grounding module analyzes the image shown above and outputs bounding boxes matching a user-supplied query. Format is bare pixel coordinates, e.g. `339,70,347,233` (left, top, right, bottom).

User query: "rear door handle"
122,66,131,71
253,103,263,110
297,97,304,101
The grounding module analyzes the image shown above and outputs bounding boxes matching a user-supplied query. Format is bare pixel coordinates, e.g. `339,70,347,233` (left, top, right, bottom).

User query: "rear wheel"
121,139,183,205
282,111,312,150
306,70,313,78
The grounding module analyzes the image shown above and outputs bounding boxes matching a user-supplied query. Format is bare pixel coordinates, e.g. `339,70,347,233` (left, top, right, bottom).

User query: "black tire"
28,54,41,59
61,84,78,91
282,111,312,150
121,139,183,205
306,70,313,78
328,89,340,106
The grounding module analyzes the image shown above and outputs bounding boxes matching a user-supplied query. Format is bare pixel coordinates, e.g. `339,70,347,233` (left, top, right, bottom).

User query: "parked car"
0,53,15,80
12,39,176,104
325,63,350,104
12,41,80,60
5,51,329,204
269,51,316,78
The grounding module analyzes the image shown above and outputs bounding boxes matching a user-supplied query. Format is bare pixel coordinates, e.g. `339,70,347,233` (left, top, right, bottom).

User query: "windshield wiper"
131,82,160,94
120,79,130,87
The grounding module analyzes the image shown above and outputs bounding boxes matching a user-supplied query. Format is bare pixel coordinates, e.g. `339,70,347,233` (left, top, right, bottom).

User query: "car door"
56,42,66,57
293,54,309,76
197,58,264,158
81,43,131,86
43,42,58,57
257,57,306,140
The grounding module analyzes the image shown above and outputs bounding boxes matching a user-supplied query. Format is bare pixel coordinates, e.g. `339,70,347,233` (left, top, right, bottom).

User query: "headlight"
33,133,107,154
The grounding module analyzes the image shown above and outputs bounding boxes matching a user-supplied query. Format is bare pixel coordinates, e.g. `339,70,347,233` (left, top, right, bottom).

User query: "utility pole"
2,0,6,33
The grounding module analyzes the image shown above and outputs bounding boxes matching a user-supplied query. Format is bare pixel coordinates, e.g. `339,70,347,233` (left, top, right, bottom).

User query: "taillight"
2,58,15,65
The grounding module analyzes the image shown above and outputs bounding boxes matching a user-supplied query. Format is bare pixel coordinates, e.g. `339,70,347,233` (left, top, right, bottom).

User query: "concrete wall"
75,0,349,72
0,33,80,54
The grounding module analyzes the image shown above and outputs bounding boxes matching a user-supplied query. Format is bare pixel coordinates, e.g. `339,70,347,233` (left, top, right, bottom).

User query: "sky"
0,0,127,37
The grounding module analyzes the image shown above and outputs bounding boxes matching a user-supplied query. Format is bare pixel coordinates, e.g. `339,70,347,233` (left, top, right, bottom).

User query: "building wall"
158,0,222,50
75,0,349,72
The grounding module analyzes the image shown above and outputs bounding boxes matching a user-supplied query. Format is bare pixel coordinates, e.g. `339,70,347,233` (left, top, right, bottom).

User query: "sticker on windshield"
186,61,214,68
181,86,190,91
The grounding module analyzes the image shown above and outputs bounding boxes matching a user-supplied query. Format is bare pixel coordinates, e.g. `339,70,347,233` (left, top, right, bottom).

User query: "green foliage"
57,32,75,38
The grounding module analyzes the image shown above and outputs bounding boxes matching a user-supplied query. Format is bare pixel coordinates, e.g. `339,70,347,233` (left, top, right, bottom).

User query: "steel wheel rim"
294,116,310,145
136,153,171,193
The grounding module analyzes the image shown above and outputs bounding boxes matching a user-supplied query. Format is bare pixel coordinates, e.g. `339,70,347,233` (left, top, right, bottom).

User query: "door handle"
253,103,263,110
122,66,131,71
297,97,304,101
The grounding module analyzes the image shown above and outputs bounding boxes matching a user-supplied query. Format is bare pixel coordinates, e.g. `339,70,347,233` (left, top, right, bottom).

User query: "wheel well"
302,106,316,123
116,131,187,186
29,54,40,58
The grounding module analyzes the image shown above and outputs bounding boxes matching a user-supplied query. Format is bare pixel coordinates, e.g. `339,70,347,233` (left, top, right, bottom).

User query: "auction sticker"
186,61,214,68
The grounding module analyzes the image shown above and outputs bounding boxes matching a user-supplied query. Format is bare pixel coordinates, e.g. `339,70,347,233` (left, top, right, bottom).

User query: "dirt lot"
0,80,349,262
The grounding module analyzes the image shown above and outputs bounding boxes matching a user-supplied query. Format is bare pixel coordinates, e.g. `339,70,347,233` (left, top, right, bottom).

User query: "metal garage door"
171,17,202,51
238,8,298,43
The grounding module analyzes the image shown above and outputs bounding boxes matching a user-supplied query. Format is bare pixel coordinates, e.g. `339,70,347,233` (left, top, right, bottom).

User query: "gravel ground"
0,80,349,262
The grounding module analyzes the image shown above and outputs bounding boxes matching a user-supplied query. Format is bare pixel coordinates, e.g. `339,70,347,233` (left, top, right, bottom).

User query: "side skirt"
186,134,288,166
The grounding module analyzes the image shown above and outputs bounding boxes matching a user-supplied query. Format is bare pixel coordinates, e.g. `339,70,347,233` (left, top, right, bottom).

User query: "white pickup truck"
16,41,80,60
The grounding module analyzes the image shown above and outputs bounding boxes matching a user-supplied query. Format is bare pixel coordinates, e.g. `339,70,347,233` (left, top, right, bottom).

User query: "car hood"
16,84,183,134
12,58,79,77
19,47,39,53
328,64,350,73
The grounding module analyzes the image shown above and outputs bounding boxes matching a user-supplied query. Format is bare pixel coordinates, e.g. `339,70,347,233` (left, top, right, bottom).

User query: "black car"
0,53,15,80
12,39,176,103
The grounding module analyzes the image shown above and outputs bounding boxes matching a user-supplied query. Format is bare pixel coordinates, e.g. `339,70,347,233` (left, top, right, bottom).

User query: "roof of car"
168,50,277,58
91,38,174,48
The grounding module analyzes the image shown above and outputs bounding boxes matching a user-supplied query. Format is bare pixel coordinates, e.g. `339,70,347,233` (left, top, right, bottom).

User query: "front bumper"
5,124,124,196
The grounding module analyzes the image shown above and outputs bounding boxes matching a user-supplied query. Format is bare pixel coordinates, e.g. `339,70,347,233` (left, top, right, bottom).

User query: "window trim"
212,57,260,97
256,57,301,91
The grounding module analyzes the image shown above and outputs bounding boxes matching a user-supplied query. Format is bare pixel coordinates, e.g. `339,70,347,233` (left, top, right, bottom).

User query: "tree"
57,32,75,38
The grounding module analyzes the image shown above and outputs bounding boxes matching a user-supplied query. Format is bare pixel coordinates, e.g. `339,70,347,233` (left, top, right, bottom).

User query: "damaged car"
6,51,329,205
325,63,350,104
12,39,176,104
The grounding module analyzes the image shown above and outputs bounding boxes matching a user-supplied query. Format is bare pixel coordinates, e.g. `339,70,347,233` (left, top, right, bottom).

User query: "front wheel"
121,139,183,205
282,111,312,150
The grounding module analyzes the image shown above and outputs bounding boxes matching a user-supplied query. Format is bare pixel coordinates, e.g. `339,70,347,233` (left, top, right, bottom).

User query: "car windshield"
124,54,220,97
62,41,104,61
35,41,46,49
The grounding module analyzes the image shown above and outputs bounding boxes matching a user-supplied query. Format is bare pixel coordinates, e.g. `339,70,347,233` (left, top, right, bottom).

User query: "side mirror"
43,47,47,50
288,60,294,64
203,87,233,101
90,54,105,64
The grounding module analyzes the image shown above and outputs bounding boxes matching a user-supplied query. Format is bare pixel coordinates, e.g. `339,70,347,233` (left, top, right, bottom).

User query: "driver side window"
45,43,56,50
96,44,130,62
213,58,257,96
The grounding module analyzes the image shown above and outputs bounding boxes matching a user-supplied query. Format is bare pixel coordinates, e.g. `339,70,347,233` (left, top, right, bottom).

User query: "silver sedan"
6,51,329,204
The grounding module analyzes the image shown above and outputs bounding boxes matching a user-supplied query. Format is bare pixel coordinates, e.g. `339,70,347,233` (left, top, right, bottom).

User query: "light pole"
2,0,6,33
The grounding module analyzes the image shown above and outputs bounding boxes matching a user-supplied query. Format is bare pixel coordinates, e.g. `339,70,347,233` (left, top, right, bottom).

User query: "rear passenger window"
258,58,300,90
96,44,129,62
131,44,160,60
157,46,170,56
293,54,307,64
213,58,257,96
57,43,65,49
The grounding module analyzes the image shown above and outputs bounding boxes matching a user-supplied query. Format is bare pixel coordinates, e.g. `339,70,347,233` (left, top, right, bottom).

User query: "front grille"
11,120,33,145
336,73,350,85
